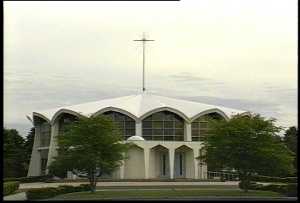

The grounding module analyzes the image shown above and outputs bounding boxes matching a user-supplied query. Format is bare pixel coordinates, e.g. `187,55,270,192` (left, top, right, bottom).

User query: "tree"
3,128,27,177
283,126,298,174
48,115,130,192
24,127,35,173
201,114,295,192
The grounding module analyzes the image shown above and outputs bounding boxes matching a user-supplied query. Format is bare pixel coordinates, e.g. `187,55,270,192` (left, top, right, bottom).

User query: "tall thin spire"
134,33,155,92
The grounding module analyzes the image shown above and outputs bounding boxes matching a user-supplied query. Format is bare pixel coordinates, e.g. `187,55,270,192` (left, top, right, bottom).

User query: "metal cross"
134,33,155,92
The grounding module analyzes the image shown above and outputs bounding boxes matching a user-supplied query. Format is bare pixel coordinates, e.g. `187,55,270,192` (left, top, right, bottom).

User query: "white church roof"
30,92,249,123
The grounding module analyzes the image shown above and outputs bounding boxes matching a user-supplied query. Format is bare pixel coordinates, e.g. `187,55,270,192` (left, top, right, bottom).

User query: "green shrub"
26,184,90,200
3,181,20,196
286,183,297,197
238,181,262,190
250,175,297,183
79,184,91,191
26,187,58,200
246,182,298,197
259,184,288,194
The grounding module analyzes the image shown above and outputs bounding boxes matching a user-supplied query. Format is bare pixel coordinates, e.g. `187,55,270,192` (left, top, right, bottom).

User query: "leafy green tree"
201,114,295,192
24,127,35,173
283,126,298,174
48,115,130,192
3,128,27,177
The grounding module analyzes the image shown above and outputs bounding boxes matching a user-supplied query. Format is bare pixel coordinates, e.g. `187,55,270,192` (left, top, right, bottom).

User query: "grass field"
50,187,282,200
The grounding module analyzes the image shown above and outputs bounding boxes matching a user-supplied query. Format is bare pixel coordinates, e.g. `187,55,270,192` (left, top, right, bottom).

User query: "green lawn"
50,188,282,200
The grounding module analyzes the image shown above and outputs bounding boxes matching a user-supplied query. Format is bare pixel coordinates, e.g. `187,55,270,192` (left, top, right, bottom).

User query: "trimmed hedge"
241,181,298,197
26,184,90,200
3,181,20,196
3,175,52,183
250,175,297,183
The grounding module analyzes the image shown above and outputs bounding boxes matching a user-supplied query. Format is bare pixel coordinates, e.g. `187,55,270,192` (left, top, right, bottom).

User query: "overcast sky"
4,0,297,137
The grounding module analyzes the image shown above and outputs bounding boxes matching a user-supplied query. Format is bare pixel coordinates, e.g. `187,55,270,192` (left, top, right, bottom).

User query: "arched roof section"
32,112,51,125
240,111,251,117
191,108,229,122
151,144,169,150
140,107,189,122
175,144,193,151
91,107,138,121
51,108,87,125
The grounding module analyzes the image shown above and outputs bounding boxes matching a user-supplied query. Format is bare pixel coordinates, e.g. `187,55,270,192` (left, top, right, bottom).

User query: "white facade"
27,93,249,179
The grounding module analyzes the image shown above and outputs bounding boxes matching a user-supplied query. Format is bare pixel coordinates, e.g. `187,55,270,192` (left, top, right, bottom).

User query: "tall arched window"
34,117,51,147
103,111,136,140
191,112,224,141
142,111,184,141
58,114,79,135
40,122,51,147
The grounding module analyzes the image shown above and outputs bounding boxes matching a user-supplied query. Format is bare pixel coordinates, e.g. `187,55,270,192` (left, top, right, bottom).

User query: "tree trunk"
88,169,97,193
239,172,250,193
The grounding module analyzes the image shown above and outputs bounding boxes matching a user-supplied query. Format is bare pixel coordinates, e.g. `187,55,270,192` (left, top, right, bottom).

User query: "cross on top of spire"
134,33,155,92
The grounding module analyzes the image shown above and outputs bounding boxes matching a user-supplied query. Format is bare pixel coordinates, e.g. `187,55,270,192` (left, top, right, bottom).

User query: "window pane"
200,122,208,128
144,115,152,121
164,129,174,135
143,136,152,140
164,121,173,128
153,129,163,135
125,129,135,136
115,113,125,121
125,121,135,129
192,129,199,136
200,129,208,135
192,137,201,141
153,121,163,129
153,136,163,140
175,136,184,141
143,121,152,128
164,136,174,141
143,129,152,135
175,121,183,128
152,112,164,120
175,129,183,135
191,122,198,128
125,116,133,121
165,113,174,121
174,115,182,122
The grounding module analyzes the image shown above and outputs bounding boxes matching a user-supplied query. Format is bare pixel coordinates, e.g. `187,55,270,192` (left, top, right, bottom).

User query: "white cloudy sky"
4,0,297,137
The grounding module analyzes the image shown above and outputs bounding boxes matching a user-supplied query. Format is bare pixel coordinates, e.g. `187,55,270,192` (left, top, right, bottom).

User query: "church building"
27,34,249,179
27,93,249,179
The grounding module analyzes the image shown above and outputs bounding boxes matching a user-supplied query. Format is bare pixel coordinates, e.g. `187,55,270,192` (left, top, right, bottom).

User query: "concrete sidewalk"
19,181,239,189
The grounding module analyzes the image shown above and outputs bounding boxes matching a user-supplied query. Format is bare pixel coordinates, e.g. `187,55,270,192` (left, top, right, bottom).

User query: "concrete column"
120,159,125,179
27,125,42,176
169,148,175,179
185,122,192,141
136,120,142,136
194,148,200,179
200,149,207,179
144,147,150,179
202,164,208,179
46,122,59,174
